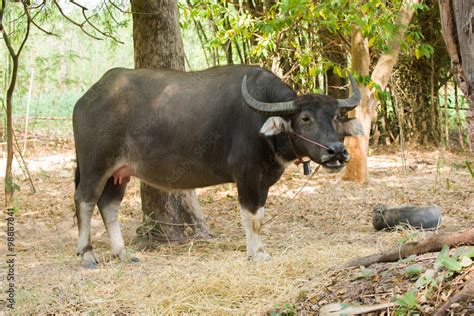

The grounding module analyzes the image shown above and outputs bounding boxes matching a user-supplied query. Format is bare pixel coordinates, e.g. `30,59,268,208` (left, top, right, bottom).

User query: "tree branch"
103,0,121,25
109,0,128,14
78,4,124,44
24,1,58,36
17,1,32,56
371,0,420,90
2,17,17,58
336,28,351,49
53,0,103,41
70,0,88,11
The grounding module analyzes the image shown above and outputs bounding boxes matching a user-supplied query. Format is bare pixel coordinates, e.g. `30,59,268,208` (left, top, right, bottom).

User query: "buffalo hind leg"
75,174,106,269
97,177,139,263
240,207,271,261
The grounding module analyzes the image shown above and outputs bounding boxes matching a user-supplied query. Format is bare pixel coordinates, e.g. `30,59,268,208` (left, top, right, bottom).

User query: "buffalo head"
242,72,364,171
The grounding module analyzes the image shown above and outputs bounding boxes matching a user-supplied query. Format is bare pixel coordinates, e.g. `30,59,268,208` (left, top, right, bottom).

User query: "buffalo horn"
336,72,361,111
242,75,297,116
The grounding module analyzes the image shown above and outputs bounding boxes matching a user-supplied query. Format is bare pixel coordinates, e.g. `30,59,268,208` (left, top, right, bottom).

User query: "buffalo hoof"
83,262,99,269
248,251,272,262
117,248,140,264
81,250,99,269
372,204,442,231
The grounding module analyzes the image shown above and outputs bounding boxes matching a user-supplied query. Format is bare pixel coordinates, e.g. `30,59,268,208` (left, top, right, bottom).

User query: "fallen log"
344,226,474,268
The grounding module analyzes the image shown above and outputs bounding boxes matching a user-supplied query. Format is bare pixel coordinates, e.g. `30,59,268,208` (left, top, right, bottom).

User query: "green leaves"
438,256,462,272
465,161,474,178
179,0,415,93
397,290,418,312
397,246,473,314
406,264,423,275
434,245,473,272
414,43,434,59
5,176,21,194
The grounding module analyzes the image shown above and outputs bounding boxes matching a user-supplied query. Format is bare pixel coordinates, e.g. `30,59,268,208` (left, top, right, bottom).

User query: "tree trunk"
343,0,419,183
1,2,31,206
131,0,208,243
439,0,474,152
343,25,371,183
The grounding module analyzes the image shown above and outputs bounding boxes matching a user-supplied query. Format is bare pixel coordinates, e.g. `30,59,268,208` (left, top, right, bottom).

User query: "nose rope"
291,132,330,150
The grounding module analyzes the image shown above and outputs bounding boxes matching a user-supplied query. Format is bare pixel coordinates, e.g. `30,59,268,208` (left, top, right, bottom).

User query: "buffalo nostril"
342,149,350,161
326,142,346,158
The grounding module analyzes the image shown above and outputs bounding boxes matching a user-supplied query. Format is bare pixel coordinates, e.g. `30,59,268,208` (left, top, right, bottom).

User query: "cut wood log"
372,204,441,231
344,227,474,268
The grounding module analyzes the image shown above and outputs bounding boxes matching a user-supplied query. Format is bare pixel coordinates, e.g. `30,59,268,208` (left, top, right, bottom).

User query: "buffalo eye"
300,115,311,123
336,114,348,122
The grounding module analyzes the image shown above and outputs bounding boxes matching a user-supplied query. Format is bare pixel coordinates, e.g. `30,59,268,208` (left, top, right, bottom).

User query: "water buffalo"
73,65,363,268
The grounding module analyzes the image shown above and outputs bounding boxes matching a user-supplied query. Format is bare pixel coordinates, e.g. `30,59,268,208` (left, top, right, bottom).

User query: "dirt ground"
0,141,472,314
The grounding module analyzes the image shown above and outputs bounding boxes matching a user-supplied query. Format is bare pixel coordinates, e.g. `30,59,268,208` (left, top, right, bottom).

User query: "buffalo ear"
260,116,292,136
336,118,364,140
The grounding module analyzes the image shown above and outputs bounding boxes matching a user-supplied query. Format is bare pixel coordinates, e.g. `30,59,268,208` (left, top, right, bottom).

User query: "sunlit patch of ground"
0,141,472,313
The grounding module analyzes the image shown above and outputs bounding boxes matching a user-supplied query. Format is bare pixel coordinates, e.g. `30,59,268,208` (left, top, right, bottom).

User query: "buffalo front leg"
240,207,271,261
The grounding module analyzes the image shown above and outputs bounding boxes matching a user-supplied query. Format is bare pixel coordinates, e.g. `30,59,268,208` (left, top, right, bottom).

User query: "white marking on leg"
100,202,125,259
76,201,94,255
240,207,271,261
76,201,99,267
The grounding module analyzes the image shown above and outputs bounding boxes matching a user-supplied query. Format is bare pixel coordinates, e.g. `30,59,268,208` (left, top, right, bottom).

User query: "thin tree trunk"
222,11,233,64
444,83,450,148
343,0,419,183
343,25,370,183
131,0,208,244
185,0,210,67
320,28,348,99
380,98,390,145
1,1,31,206
439,0,473,152
454,82,465,149
4,56,17,206
0,36,8,159
453,0,473,151
393,83,407,173
22,67,34,155
233,39,244,64
430,56,439,145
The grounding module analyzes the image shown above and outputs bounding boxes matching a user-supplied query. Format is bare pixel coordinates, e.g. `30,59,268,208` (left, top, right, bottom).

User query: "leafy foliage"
396,245,474,313
179,0,427,93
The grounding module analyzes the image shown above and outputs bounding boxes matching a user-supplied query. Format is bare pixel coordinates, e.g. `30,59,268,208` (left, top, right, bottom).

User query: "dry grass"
0,141,472,314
